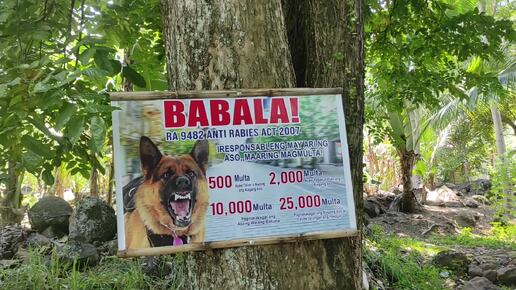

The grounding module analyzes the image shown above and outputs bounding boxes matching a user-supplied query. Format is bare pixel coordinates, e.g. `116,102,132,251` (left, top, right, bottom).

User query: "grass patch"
365,225,446,290
430,223,516,250
0,249,182,290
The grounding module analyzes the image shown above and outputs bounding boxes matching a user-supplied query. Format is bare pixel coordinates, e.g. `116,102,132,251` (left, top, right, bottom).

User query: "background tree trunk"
491,105,507,156
161,0,363,288
0,161,24,226
399,149,416,213
89,166,99,197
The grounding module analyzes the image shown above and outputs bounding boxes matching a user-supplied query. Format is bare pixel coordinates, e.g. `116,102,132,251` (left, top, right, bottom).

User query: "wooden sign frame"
110,88,358,258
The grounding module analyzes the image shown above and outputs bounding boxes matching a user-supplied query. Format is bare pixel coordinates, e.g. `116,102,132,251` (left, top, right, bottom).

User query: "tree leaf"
79,48,96,65
66,116,85,144
89,116,106,152
122,65,147,88
33,82,52,93
93,50,121,76
21,151,43,172
56,103,76,131
42,168,55,185
21,135,53,158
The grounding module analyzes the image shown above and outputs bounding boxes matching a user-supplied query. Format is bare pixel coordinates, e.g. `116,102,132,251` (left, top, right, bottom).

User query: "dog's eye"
161,171,173,179
186,170,196,177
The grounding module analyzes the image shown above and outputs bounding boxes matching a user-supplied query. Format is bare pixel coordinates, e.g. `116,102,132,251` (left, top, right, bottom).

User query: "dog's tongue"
173,237,183,246
171,200,190,217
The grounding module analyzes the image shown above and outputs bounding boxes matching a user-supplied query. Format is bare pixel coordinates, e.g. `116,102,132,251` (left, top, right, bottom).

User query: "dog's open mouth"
168,191,194,228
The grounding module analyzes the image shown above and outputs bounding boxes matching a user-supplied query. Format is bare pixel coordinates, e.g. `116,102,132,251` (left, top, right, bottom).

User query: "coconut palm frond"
443,0,478,15
498,60,516,85
430,95,465,130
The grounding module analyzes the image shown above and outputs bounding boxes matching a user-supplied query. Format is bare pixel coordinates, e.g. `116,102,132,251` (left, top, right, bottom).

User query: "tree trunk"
89,166,99,197
399,148,416,213
491,105,506,156
0,160,24,226
161,0,363,288
49,165,65,198
284,0,364,286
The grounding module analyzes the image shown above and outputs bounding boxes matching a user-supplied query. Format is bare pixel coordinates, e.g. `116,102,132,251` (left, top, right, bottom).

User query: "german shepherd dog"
123,136,209,249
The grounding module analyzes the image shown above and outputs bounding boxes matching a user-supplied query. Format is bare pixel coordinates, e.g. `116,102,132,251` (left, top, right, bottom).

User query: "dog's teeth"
174,193,191,200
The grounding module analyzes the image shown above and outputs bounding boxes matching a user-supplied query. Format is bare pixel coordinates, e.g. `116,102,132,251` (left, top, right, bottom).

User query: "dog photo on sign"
123,136,209,249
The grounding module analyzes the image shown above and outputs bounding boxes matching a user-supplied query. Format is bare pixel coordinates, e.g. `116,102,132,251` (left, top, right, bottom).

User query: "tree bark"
491,105,507,156
161,0,363,288
0,160,24,226
89,165,99,197
284,0,364,287
399,148,416,213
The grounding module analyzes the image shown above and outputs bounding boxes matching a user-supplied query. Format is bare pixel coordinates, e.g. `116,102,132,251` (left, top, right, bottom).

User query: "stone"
56,241,99,267
426,186,462,207
482,270,497,283
471,195,491,205
455,211,477,228
96,239,118,256
479,263,497,271
0,225,27,259
432,250,470,273
497,266,516,287
364,200,380,218
0,259,19,269
14,247,30,264
474,179,491,194
140,256,173,278
28,196,72,237
69,197,116,243
469,264,483,277
460,277,500,290
465,198,480,208
23,232,52,249
364,198,385,218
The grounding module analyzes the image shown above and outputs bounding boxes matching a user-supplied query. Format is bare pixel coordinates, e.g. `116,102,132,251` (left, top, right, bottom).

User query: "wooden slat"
117,229,358,257
109,88,343,101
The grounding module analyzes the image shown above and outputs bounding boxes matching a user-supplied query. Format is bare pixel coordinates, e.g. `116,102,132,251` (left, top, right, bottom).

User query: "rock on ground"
69,197,116,243
426,186,462,207
0,226,26,259
454,210,477,228
432,250,470,273
497,266,516,287
364,198,385,218
460,277,500,290
28,197,72,238
56,241,99,267
464,198,480,208
23,232,52,249
140,256,174,278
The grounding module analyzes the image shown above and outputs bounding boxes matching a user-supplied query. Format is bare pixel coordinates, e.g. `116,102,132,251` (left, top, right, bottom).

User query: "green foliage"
0,0,166,213
433,113,494,183
366,0,514,110
488,150,516,219
412,127,438,185
365,0,515,191
0,1,116,188
365,226,445,290
430,223,516,250
0,249,182,290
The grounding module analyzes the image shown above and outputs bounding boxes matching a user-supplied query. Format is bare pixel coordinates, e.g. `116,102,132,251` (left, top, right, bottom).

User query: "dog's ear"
140,136,162,178
190,140,209,173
